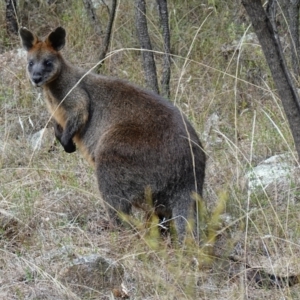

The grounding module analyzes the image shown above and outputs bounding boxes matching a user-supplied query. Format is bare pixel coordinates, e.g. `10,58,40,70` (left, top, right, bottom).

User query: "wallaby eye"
44,60,52,67
28,61,33,67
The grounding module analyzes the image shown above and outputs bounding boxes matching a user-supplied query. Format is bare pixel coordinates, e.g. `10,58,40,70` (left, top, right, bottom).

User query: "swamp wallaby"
20,26,206,241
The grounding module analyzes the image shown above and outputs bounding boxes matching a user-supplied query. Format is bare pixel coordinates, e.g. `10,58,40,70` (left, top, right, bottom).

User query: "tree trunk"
5,0,18,35
135,0,159,94
242,0,300,159
157,0,171,98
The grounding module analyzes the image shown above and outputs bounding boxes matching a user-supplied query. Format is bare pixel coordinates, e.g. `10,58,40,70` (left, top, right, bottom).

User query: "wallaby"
19,26,206,242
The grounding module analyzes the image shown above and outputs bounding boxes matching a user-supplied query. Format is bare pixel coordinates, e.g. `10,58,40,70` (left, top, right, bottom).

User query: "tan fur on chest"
45,92,67,128
45,92,95,167
73,136,95,167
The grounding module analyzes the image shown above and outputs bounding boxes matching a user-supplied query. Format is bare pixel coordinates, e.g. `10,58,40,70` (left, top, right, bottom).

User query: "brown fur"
20,27,206,241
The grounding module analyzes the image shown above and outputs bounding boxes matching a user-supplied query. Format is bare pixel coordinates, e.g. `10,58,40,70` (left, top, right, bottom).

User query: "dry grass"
1,0,300,299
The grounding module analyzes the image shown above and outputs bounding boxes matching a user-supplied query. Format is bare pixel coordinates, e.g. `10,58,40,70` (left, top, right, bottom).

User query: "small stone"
60,255,125,297
29,128,55,151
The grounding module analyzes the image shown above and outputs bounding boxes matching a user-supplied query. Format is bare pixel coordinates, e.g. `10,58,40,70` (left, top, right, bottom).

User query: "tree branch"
5,0,18,35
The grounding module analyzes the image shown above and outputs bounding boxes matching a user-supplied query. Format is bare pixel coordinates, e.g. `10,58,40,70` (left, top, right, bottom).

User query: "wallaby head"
19,27,66,87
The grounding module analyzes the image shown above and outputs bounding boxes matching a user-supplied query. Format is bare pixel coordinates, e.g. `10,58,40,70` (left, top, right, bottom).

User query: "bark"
5,0,18,35
287,0,300,77
135,0,159,94
242,0,300,159
280,0,300,78
157,0,171,98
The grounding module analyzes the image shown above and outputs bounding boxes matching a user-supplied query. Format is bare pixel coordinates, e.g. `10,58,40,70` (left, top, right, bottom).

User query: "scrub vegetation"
1,1,300,299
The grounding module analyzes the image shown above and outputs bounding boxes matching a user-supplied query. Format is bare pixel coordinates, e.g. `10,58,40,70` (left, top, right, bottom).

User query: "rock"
60,254,126,297
246,153,296,191
29,128,55,151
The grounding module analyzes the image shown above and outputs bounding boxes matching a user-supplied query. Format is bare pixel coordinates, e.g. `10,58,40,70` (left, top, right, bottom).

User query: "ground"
1,1,300,299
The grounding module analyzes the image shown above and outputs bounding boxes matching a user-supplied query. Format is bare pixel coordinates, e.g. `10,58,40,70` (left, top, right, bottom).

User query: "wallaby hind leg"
172,191,197,243
96,166,133,226
104,196,132,227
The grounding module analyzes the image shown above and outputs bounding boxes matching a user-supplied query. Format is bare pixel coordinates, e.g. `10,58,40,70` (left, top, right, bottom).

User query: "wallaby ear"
46,27,66,51
19,27,38,51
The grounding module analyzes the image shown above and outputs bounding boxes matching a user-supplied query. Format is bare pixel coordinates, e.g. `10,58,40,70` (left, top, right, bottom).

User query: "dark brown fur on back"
20,27,206,242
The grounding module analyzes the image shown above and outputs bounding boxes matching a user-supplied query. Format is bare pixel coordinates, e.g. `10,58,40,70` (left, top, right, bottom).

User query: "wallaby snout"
31,68,43,85
20,27,206,242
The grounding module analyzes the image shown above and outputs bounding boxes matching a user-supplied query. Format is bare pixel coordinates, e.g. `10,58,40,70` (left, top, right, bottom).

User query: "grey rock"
60,254,125,297
29,128,55,151
246,153,296,191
